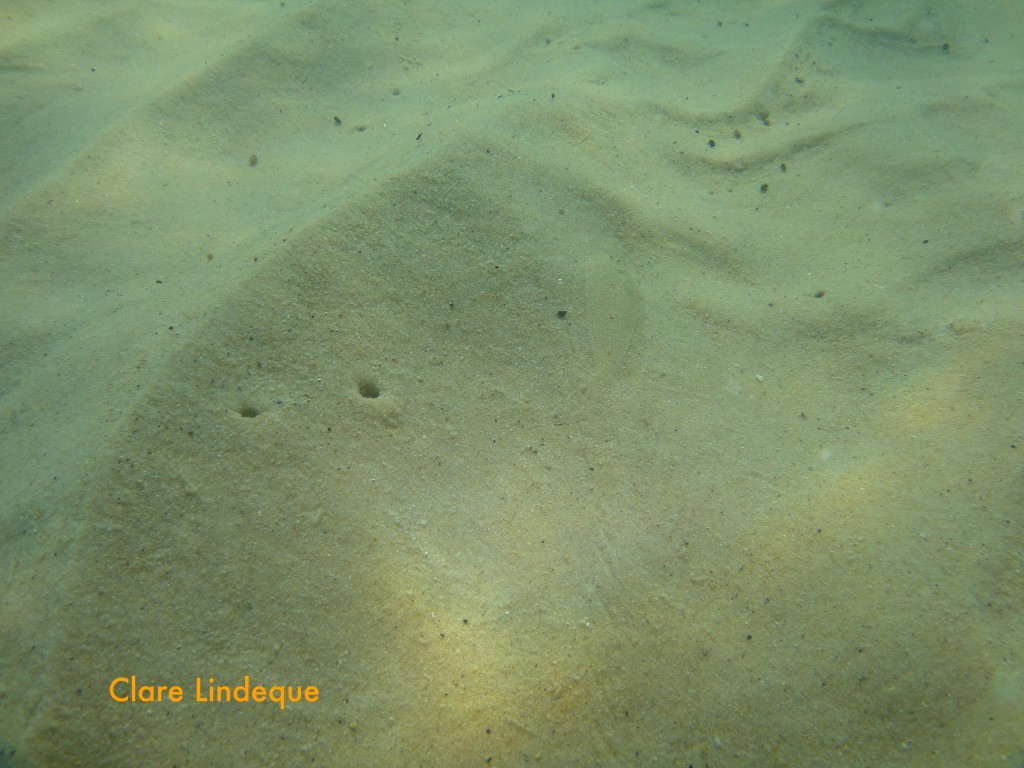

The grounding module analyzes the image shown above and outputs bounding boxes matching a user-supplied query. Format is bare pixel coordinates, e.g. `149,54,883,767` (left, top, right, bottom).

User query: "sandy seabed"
1,0,1023,765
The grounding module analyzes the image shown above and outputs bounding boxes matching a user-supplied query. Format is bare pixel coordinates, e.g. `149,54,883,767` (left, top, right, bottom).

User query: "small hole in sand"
357,380,380,399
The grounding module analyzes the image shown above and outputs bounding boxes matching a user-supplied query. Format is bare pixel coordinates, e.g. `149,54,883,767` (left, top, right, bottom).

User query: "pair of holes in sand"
237,380,379,418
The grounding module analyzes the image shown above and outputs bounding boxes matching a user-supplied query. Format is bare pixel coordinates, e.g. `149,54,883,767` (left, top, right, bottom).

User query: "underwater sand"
1,0,1022,765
